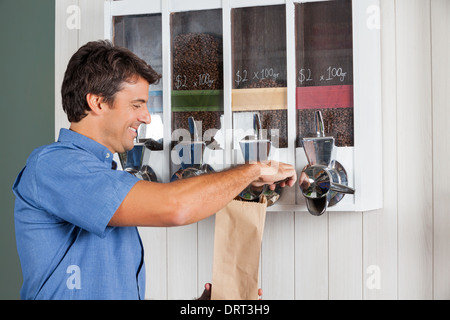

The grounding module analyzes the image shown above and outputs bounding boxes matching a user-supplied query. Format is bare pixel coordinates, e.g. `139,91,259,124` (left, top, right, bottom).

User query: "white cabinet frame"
104,0,382,212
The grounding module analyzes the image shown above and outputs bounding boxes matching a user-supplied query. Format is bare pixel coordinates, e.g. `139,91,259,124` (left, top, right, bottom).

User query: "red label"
296,85,354,110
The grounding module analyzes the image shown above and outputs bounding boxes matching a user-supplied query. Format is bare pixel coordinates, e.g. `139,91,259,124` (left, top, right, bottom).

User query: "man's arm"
109,161,296,228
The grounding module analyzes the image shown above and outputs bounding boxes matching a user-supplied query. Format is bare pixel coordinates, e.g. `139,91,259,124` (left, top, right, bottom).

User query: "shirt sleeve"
35,148,139,238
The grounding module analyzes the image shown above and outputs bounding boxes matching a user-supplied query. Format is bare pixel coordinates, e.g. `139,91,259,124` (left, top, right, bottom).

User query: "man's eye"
133,104,141,108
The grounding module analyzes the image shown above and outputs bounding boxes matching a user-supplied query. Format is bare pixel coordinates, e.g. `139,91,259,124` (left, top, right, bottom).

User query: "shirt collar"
58,128,116,168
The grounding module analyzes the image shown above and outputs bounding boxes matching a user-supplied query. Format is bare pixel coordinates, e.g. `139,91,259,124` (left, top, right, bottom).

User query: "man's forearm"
166,164,262,225
110,161,296,228
111,163,261,227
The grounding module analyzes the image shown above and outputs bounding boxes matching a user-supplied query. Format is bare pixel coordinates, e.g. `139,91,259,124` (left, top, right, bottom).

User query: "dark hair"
61,40,161,123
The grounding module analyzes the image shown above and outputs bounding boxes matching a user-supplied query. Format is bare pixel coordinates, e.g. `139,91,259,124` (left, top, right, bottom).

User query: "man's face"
101,76,151,154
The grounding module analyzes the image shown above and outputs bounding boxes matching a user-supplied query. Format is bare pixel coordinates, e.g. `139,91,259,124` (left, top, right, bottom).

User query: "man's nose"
139,107,151,125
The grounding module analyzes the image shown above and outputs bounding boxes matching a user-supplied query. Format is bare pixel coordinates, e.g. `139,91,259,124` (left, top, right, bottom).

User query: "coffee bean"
172,33,224,144
296,108,354,147
172,32,223,91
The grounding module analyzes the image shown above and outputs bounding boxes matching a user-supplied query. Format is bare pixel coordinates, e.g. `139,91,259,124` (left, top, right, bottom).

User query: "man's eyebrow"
131,99,147,103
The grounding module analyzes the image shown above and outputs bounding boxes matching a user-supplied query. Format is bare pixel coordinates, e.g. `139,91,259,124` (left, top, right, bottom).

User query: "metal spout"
239,114,271,163
238,113,284,206
119,143,158,182
171,117,214,182
302,111,335,167
305,197,329,216
119,143,145,172
239,139,271,163
174,117,206,169
175,141,206,169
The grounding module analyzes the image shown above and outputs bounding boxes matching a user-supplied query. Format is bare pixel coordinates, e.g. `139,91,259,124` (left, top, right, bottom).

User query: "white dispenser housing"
104,0,382,212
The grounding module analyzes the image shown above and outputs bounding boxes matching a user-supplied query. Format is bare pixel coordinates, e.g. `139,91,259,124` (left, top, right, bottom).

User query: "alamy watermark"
66,5,81,30
366,265,381,290
366,4,381,30
66,265,81,290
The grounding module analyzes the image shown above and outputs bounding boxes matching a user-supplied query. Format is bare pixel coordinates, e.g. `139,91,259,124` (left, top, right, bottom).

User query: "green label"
171,90,223,112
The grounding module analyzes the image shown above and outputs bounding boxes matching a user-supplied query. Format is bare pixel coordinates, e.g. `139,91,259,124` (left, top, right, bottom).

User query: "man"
13,40,297,300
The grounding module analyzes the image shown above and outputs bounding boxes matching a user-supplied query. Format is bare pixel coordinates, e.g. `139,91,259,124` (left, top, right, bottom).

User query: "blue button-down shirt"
13,129,144,300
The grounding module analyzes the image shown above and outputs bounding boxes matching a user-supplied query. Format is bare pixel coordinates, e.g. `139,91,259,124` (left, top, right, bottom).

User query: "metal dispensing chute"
119,134,159,182
238,113,284,206
299,111,355,216
171,117,214,181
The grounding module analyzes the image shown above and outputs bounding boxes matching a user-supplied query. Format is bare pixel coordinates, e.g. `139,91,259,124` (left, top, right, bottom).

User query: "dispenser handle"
330,183,355,195
253,113,263,140
315,111,325,137
188,117,200,142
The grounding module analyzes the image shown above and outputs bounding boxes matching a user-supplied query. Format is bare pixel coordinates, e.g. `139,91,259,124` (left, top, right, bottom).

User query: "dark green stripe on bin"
171,90,223,112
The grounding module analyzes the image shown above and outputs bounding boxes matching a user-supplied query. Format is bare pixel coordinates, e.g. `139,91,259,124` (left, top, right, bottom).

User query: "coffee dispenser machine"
119,141,159,182
238,114,284,206
299,111,355,216
171,117,214,181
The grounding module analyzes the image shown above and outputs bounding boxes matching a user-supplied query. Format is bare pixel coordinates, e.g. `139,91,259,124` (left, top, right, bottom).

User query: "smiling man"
12,40,297,300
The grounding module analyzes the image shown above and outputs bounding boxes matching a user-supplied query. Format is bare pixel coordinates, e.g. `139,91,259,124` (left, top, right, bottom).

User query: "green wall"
0,0,55,299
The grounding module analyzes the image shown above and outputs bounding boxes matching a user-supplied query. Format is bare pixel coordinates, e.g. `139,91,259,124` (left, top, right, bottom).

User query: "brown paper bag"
211,196,267,300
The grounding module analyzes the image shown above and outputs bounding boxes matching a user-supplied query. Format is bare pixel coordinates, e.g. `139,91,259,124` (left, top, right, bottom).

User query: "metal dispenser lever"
300,111,355,216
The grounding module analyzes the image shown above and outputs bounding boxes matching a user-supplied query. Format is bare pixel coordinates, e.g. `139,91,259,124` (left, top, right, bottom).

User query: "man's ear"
86,93,106,116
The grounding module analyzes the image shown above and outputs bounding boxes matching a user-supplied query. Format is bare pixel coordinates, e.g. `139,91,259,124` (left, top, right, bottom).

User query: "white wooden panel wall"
432,0,450,300
362,0,398,300
396,0,433,300
55,0,450,300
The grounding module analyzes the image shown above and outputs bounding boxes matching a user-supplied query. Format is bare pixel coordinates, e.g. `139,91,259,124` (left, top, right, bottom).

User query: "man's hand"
252,161,297,191
197,283,263,300
298,169,310,191
197,283,212,300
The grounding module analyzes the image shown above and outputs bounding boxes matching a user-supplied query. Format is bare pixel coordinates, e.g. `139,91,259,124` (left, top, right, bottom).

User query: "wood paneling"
295,212,328,299
432,0,450,300
139,227,167,299
55,0,450,300
167,224,198,299
396,0,433,300
261,212,295,300
329,212,362,300
79,0,105,44
362,0,398,300
197,216,215,297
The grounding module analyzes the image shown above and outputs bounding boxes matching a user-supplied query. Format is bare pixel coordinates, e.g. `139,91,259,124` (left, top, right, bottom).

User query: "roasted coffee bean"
172,32,223,91
172,33,224,143
296,108,354,147
172,33,291,149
